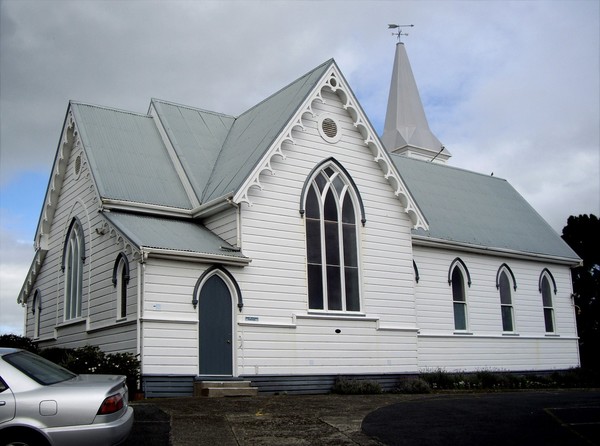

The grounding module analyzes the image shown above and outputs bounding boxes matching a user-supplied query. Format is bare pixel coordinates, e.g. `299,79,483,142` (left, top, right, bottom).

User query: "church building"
18,42,581,396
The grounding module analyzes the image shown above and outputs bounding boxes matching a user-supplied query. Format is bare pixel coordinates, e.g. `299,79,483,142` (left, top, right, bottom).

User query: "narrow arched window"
498,270,515,332
64,219,84,320
449,259,470,331
540,271,555,333
32,290,42,338
305,163,360,312
113,253,130,320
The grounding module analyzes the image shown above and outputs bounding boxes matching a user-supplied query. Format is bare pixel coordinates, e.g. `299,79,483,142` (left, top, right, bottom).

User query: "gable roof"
203,59,333,203
391,154,580,263
149,99,236,204
71,103,193,209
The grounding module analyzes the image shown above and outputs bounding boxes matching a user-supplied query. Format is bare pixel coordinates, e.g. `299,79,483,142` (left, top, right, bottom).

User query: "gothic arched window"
303,160,362,312
63,218,84,320
449,258,470,331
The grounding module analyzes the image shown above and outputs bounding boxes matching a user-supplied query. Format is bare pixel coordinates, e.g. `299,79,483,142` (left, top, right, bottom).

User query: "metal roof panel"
71,103,192,209
202,59,334,202
103,211,248,260
391,154,579,261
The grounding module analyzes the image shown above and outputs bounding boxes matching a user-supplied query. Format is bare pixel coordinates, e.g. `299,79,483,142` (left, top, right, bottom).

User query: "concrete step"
193,380,258,397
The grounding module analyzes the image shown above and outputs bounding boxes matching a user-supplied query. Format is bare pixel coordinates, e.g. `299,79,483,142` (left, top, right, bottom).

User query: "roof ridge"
150,98,236,119
200,59,335,203
390,153,507,182
69,100,150,118
236,58,335,119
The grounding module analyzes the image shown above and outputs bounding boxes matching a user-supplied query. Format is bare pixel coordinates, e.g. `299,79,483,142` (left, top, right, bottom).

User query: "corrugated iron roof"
151,99,235,202
201,59,334,202
391,154,580,261
72,102,193,209
103,211,248,261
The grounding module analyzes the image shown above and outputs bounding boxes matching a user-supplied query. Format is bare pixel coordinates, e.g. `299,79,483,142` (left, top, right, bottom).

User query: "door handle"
0,401,6,406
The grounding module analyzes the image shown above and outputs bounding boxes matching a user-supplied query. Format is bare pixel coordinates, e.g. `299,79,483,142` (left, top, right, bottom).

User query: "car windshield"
4,351,76,385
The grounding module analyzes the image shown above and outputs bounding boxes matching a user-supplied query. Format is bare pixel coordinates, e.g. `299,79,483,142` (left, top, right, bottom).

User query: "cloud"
0,226,30,335
0,0,598,334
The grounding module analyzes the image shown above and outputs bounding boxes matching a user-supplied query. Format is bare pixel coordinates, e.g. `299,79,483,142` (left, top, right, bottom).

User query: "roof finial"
388,24,414,43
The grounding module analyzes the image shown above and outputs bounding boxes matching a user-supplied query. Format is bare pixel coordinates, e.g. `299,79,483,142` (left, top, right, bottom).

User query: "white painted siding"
234,89,419,375
413,244,579,370
24,140,137,354
237,317,418,375
203,207,238,246
140,258,205,375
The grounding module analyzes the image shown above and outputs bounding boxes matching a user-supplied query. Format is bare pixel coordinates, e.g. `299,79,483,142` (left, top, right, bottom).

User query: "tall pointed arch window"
497,264,516,332
449,258,470,331
539,269,556,333
32,290,42,339
303,160,362,312
63,218,84,320
113,253,130,320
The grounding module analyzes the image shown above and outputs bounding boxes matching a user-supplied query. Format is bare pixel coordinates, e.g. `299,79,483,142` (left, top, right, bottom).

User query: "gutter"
412,235,581,267
191,193,236,219
101,193,237,220
140,247,251,266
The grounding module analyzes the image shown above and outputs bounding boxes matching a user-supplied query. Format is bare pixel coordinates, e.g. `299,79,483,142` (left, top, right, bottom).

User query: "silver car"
0,347,134,446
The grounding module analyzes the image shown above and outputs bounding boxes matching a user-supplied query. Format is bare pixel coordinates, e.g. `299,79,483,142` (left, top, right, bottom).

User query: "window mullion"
319,189,328,311
337,192,346,311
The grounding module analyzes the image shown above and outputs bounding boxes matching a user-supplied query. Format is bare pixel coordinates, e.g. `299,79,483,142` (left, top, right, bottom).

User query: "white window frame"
64,220,84,321
540,270,556,333
304,162,362,313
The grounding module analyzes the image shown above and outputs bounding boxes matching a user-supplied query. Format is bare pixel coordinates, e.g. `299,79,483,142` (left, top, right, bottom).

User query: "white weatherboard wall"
414,245,579,371
234,89,419,376
25,135,137,354
140,258,207,375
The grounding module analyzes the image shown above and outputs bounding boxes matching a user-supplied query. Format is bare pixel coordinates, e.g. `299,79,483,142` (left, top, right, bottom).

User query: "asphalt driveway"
363,390,600,446
123,390,600,446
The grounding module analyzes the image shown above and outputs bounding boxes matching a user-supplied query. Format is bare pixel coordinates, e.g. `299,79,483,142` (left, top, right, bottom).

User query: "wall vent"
318,114,342,143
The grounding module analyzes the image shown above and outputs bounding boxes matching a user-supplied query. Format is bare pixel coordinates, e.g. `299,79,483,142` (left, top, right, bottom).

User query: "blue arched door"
198,275,233,375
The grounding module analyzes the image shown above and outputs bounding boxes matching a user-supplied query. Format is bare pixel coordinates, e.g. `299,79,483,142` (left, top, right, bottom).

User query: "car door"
0,377,16,424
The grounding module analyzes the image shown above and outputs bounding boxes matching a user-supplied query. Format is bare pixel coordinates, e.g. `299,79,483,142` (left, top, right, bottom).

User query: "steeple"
382,42,451,163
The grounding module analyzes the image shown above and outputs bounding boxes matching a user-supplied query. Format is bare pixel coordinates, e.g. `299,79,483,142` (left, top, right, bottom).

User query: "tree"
562,214,600,370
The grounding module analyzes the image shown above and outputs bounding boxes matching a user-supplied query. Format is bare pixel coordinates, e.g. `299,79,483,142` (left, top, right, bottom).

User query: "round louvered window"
322,118,337,138
74,154,82,178
318,114,342,143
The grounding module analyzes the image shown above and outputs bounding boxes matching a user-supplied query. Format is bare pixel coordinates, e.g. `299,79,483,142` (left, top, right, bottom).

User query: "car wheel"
2,429,49,446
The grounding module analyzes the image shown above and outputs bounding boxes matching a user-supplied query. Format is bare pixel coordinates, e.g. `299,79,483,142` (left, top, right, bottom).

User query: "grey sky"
1,0,598,335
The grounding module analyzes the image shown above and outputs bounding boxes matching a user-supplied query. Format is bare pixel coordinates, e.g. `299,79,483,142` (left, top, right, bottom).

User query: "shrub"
396,378,431,394
1,336,140,390
332,377,382,394
421,368,460,390
0,334,39,353
56,345,140,391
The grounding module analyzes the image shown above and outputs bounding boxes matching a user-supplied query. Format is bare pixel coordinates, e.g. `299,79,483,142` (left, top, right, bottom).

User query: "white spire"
382,42,451,163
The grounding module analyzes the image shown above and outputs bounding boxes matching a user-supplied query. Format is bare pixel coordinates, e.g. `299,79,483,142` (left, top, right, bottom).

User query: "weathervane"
388,24,414,43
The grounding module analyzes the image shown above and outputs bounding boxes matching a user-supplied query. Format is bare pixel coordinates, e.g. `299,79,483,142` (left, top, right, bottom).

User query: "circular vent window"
74,154,82,178
318,114,342,143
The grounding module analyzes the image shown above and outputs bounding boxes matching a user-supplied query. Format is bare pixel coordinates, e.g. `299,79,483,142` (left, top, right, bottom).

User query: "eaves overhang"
139,247,251,266
101,210,249,266
17,249,48,305
412,234,582,267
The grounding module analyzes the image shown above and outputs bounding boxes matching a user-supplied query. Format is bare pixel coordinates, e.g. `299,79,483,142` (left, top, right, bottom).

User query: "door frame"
194,266,241,376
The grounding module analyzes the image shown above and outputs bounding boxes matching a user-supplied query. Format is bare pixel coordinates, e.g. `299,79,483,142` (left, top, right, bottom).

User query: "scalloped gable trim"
232,60,428,230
